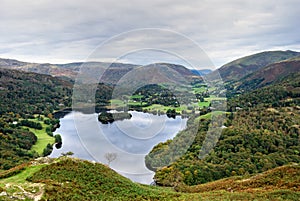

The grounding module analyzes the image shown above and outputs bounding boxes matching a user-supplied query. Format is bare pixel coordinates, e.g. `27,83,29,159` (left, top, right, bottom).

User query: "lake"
50,111,187,184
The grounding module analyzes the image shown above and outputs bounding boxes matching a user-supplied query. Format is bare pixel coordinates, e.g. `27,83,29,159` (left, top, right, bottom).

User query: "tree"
54,134,62,149
61,151,74,157
104,152,117,166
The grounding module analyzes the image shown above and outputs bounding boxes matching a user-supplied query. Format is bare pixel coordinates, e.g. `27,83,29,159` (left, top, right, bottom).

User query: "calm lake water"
50,111,187,184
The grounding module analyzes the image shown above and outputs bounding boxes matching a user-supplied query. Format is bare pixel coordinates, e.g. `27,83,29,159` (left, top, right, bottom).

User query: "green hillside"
0,68,72,116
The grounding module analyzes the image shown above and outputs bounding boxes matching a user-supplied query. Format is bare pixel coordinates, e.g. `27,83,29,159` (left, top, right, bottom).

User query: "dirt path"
1,183,44,201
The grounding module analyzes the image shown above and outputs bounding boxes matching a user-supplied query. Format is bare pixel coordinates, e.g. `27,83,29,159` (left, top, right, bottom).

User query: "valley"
0,50,300,200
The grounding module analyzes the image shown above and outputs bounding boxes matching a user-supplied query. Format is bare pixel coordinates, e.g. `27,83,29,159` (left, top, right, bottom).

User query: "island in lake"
98,111,132,124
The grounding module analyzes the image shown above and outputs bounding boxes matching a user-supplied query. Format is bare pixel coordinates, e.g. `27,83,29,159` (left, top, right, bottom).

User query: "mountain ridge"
235,58,300,91
0,58,203,85
212,50,300,82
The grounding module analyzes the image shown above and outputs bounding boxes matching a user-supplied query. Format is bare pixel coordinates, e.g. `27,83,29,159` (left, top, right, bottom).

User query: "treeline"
19,119,42,130
44,118,60,136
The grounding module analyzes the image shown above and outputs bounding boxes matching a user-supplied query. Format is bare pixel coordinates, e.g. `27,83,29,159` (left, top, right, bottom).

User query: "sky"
1,0,300,68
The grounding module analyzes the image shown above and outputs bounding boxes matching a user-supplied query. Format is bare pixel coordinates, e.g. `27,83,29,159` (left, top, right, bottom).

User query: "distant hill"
0,58,202,85
0,58,139,81
213,50,300,82
0,58,77,79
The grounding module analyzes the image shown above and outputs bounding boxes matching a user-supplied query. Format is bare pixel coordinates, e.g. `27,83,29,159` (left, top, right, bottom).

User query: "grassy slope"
0,165,45,185
1,158,299,201
0,164,46,201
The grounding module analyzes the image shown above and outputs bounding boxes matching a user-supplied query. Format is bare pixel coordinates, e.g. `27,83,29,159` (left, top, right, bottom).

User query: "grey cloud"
0,0,299,66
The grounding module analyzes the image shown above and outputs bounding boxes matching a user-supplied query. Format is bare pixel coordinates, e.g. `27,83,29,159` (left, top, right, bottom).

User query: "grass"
192,86,208,94
195,111,227,121
197,101,210,108
25,117,55,155
204,95,227,102
144,104,187,113
0,164,46,201
0,165,45,186
128,101,149,106
110,99,125,107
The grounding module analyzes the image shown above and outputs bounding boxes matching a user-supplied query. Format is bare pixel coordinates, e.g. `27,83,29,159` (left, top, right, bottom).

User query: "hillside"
147,72,300,187
234,57,300,91
213,50,300,82
0,68,72,116
0,157,299,200
180,163,300,194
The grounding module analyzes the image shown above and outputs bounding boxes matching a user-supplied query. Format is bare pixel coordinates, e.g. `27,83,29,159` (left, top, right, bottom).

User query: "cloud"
0,0,299,67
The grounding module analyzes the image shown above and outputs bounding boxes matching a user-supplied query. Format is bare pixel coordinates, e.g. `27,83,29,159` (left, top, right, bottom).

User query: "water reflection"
50,111,187,184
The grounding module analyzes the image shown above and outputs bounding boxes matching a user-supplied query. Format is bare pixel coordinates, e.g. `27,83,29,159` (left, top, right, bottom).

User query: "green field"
192,85,208,94
195,111,228,121
204,95,227,102
24,117,55,155
144,104,187,113
197,101,210,108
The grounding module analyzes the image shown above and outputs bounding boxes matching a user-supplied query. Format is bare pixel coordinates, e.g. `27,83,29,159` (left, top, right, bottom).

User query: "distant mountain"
0,58,202,85
235,56,300,91
0,59,76,79
0,58,139,80
214,50,300,82
190,69,212,76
